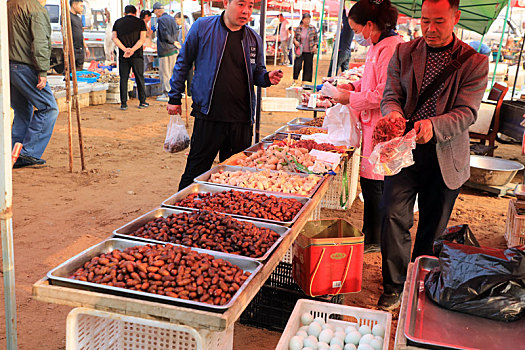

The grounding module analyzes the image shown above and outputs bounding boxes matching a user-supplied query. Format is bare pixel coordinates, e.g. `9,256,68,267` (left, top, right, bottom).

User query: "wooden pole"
64,2,86,171
61,0,74,172
181,0,189,126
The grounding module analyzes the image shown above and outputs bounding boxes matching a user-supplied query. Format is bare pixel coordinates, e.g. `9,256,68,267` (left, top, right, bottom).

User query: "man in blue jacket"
327,6,354,77
167,0,283,190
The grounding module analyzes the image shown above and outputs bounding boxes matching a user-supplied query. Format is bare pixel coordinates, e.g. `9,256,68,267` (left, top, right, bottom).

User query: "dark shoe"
138,102,149,109
13,155,46,169
120,103,128,110
364,244,381,254
378,290,402,311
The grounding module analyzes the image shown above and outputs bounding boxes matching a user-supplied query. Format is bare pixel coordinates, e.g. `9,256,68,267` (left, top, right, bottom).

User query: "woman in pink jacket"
333,0,403,253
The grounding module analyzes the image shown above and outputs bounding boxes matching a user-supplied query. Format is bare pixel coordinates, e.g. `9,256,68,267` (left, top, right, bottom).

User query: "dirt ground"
1,57,519,349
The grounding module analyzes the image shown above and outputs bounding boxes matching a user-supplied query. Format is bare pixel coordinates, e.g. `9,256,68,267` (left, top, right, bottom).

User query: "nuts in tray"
69,244,251,305
209,170,321,196
129,210,280,258
263,133,301,142
276,139,345,153
295,127,328,135
173,190,304,222
239,144,316,171
303,117,324,127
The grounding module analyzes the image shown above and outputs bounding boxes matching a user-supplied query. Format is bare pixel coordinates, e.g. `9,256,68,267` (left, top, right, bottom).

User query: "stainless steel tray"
193,165,324,198
287,117,314,126
275,124,327,136
243,142,271,153
261,133,301,143
113,207,291,261
296,105,327,112
160,183,311,226
405,256,525,349
47,238,262,312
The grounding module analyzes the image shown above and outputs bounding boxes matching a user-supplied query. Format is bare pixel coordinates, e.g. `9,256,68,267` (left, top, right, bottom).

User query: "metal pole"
0,0,18,347
255,0,267,143
61,0,74,172
330,0,344,77
511,32,525,100
313,0,327,91
491,0,512,88
65,2,86,171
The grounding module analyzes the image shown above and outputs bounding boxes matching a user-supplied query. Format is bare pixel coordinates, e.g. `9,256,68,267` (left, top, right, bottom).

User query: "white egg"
329,345,343,350
300,326,310,333
318,329,334,344
318,341,330,349
307,322,323,338
335,331,346,341
330,337,344,348
373,336,383,342
303,348,314,350
297,330,309,339
335,327,344,333
301,313,315,326
345,326,358,334
369,339,383,350
371,324,385,338
322,323,336,331
313,317,326,325
289,335,303,350
304,335,319,350
344,344,357,350
358,325,372,336
359,334,374,345
345,331,361,345
357,345,373,350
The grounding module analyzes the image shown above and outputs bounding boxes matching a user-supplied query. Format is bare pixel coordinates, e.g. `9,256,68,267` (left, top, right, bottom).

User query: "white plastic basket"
275,299,392,350
320,147,360,210
66,307,233,350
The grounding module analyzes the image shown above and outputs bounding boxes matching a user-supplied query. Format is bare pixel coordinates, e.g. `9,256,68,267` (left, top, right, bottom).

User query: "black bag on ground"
424,242,525,322
433,224,480,256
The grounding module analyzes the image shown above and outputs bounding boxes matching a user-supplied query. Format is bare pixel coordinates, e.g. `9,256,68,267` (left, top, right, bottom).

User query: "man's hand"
36,76,47,90
414,119,433,144
331,87,350,105
269,70,284,85
167,103,182,115
123,48,133,58
383,111,404,123
85,47,90,58
175,41,182,49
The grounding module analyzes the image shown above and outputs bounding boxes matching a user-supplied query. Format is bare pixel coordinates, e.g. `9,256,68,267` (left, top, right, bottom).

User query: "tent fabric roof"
390,0,509,35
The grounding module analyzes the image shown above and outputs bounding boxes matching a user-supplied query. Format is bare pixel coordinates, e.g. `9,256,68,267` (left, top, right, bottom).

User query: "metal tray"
47,238,262,312
193,165,324,198
405,256,525,349
113,207,291,261
261,133,302,143
296,105,327,112
243,142,272,153
275,124,327,136
287,117,314,126
160,183,311,226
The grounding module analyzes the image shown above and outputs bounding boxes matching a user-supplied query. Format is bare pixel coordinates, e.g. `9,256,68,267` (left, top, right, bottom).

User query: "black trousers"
380,143,460,293
360,177,384,245
178,118,253,191
293,52,314,81
119,57,146,104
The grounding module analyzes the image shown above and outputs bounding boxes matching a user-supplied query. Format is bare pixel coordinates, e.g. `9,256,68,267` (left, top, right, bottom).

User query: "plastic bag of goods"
425,242,525,322
368,129,416,176
322,103,361,148
163,114,190,153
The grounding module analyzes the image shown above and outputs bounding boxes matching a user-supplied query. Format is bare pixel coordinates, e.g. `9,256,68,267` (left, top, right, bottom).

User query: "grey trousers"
159,54,177,95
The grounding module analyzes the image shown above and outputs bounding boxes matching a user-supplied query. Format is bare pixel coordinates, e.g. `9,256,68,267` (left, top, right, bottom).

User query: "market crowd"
7,0,488,311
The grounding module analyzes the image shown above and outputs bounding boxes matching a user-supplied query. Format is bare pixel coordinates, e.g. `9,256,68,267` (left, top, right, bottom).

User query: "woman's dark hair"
140,10,152,19
349,0,398,32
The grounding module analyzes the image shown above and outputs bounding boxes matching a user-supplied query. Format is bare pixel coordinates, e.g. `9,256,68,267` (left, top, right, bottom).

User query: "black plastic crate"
500,100,525,140
266,261,301,291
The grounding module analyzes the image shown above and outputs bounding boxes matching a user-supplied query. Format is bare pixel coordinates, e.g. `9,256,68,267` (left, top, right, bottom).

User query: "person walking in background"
175,12,193,96
69,0,90,71
104,8,116,62
112,5,148,110
287,26,294,66
378,0,488,310
8,0,59,168
278,13,290,65
154,2,180,102
293,13,318,85
327,5,354,77
167,0,283,191
331,0,403,255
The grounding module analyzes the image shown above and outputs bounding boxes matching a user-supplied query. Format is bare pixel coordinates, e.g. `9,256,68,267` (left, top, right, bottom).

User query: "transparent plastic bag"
368,129,416,176
320,81,338,97
163,114,190,153
322,103,361,148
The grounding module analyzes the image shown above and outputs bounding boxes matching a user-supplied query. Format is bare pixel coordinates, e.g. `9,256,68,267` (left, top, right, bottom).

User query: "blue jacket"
157,13,178,57
168,14,271,123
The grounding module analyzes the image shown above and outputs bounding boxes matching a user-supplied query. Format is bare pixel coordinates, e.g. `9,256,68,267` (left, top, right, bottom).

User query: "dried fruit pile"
372,117,406,146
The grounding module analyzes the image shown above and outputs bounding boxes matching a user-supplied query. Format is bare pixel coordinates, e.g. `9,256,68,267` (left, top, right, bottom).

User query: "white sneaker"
156,94,169,102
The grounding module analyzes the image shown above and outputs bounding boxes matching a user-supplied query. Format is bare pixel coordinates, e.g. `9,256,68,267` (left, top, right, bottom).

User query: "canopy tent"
391,0,509,35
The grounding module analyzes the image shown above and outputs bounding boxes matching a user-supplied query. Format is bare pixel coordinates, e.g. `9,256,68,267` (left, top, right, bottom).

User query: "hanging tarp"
390,0,509,35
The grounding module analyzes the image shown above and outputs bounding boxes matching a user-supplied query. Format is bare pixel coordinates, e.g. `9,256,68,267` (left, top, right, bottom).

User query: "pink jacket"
348,35,404,180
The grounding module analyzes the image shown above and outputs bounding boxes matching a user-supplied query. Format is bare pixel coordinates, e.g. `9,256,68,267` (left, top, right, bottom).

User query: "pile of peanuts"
303,117,324,127
295,127,328,135
173,190,303,222
70,244,251,305
129,210,280,258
